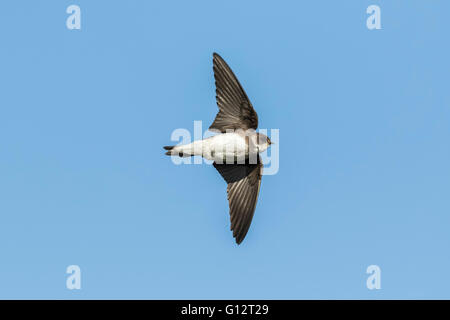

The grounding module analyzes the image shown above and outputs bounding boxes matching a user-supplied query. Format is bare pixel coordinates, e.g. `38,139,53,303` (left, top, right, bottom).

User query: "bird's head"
255,133,273,152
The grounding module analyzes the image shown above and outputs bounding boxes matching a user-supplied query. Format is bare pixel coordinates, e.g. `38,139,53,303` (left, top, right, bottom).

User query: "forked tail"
163,146,175,156
163,145,190,157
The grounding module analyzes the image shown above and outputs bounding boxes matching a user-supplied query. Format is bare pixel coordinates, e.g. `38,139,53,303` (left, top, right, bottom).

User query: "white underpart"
172,132,262,162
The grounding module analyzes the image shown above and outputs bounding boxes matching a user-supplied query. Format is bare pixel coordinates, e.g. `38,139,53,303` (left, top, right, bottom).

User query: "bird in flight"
164,53,272,244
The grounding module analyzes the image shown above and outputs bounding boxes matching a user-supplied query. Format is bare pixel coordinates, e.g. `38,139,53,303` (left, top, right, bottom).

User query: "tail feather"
163,146,175,156
163,145,190,157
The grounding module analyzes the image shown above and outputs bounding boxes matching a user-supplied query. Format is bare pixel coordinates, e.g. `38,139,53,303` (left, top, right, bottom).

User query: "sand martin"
164,53,272,244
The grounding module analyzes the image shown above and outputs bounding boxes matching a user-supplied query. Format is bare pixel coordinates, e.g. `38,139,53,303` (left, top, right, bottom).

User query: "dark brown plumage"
213,157,263,244
211,53,263,244
210,53,259,132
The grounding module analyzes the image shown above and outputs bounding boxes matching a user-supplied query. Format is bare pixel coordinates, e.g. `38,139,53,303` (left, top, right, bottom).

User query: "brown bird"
164,53,272,244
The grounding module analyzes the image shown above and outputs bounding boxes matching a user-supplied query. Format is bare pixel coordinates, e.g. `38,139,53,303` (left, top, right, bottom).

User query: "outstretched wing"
210,53,258,132
213,156,263,244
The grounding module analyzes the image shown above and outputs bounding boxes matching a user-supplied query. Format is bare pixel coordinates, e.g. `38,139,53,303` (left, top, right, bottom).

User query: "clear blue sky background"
0,0,449,299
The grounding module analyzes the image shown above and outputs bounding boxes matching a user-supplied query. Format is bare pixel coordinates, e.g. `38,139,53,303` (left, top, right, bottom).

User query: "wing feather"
210,53,258,132
213,157,263,244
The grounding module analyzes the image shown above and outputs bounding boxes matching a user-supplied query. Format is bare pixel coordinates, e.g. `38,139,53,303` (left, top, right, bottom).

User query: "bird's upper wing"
213,156,263,244
210,53,258,132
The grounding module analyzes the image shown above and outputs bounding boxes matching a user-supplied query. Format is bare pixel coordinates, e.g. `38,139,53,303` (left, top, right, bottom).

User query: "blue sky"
0,0,449,299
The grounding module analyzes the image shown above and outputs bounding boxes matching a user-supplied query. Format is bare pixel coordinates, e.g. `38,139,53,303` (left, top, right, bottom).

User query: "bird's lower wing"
213,157,263,244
